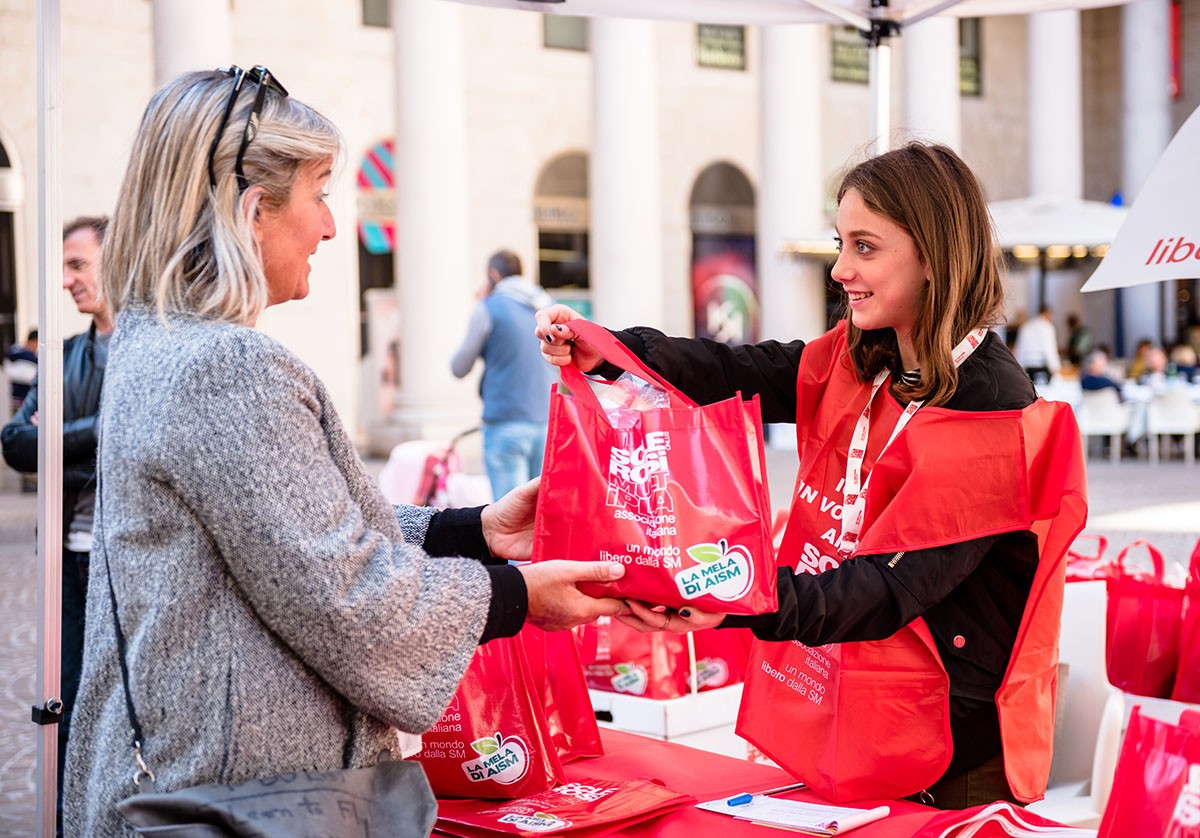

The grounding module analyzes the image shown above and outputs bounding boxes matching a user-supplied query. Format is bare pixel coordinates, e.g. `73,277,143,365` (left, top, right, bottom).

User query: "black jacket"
604,325,1039,780
2,324,106,537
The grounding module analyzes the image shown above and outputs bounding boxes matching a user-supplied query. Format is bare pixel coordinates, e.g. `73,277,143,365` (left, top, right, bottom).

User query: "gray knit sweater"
64,308,493,837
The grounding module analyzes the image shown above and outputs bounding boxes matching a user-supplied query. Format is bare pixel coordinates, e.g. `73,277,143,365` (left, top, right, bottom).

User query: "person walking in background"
4,328,38,413
2,216,113,833
63,68,627,836
451,249,557,499
1064,313,1093,368
1013,305,1060,384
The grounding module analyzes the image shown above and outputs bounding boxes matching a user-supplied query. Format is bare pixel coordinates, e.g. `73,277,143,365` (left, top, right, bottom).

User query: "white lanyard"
837,328,989,558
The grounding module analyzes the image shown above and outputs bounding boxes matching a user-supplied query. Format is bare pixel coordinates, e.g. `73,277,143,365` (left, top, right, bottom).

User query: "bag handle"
1113,538,1166,582
1067,533,1108,564
556,319,698,413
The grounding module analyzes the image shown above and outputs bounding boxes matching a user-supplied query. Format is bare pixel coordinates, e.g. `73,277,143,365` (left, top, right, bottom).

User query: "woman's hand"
617,599,726,634
534,304,603,372
480,477,539,561
518,560,631,632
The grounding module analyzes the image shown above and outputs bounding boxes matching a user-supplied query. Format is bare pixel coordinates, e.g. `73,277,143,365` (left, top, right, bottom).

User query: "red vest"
744,323,1086,803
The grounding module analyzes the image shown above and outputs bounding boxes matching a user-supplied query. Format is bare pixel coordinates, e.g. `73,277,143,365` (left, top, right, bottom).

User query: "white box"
588,684,744,739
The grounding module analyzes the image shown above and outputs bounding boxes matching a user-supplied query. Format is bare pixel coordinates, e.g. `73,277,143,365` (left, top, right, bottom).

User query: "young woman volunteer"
536,142,1085,810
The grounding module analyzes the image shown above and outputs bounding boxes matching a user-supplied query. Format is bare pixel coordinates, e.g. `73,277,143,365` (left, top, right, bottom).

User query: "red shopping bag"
1172,540,1200,703
416,629,574,799
1098,707,1200,838
1106,539,1187,698
521,626,604,761
578,617,754,700
691,627,754,691
435,777,694,837
533,319,776,615
1066,533,1111,582
578,616,692,699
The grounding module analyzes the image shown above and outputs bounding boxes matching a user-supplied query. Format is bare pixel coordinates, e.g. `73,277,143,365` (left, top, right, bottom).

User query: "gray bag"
115,759,435,837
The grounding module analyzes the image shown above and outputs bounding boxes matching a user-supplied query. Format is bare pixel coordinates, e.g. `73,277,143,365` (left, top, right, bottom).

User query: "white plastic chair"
1076,389,1133,463
1146,388,1200,464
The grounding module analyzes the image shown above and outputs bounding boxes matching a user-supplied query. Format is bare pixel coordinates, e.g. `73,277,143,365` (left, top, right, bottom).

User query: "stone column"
759,24,827,345
902,15,961,150
152,0,232,84
1027,10,1082,322
387,0,476,443
589,17,665,329
1120,0,1172,352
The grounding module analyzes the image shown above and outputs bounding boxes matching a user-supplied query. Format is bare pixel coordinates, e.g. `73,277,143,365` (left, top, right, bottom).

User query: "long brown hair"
839,142,1005,406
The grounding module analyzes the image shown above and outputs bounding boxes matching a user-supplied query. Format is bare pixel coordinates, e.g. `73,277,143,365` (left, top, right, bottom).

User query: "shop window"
363,0,388,28
544,15,587,51
697,24,746,71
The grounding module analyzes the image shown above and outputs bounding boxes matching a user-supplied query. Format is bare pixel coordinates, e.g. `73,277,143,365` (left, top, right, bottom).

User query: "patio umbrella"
1082,103,1200,293
446,0,1134,150
990,195,1128,310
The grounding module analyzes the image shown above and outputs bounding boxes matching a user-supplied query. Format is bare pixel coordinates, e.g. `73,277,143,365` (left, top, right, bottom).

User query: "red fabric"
737,323,1086,803
1099,707,1200,838
1174,541,1200,703
522,627,604,761
533,320,776,615
1106,539,1186,699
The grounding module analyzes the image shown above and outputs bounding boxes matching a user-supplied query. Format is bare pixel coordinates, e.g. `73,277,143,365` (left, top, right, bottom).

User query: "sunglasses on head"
206,65,289,193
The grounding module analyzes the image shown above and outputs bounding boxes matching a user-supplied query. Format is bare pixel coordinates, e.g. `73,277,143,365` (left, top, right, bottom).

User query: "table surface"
543,729,940,836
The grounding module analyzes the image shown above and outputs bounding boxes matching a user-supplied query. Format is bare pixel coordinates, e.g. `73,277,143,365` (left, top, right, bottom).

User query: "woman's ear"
244,186,268,244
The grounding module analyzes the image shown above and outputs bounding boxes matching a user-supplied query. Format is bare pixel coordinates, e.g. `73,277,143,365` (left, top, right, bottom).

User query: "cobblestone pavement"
0,453,1197,834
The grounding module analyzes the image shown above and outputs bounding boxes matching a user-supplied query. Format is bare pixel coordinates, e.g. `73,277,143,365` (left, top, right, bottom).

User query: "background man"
1014,305,1061,385
2,216,112,829
451,249,556,499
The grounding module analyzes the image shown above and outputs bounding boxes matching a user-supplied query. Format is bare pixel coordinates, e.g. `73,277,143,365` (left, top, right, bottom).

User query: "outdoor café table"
436,728,952,836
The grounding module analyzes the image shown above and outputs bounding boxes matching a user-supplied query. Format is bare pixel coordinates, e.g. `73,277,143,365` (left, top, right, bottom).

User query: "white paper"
696,796,890,835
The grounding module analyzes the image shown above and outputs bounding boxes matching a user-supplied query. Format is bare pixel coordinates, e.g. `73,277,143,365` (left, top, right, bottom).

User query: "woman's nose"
830,252,852,284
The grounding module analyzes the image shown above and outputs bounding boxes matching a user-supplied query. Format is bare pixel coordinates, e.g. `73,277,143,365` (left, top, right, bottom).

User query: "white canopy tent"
447,0,1134,150
1082,104,1200,293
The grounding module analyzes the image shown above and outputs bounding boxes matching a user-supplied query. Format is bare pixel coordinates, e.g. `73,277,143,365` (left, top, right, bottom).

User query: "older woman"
64,67,626,836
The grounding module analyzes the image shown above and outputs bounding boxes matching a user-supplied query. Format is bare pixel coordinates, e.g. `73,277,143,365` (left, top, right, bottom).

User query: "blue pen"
725,781,807,807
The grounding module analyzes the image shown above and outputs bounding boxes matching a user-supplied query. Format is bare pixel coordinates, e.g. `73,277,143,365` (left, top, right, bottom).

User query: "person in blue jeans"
451,250,557,499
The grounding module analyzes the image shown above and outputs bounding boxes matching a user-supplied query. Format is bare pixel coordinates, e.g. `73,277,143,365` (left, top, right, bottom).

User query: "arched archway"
533,151,590,317
689,161,758,345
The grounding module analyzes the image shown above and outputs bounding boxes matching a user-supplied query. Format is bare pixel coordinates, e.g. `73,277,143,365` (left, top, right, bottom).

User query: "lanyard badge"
837,328,988,558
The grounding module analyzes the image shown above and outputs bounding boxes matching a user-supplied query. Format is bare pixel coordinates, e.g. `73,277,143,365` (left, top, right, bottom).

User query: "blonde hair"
839,142,1005,407
102,70,342,325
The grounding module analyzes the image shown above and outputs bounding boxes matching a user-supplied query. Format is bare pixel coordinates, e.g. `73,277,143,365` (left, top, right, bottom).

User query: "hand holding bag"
1105,539,1186,698
533,319,776,615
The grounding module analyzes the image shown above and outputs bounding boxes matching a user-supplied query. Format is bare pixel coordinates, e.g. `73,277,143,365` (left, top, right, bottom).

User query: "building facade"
1,0,1196,448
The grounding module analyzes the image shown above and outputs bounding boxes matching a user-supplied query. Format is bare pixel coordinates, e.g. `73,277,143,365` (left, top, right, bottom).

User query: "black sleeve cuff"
423,506,494,561
480,564,528,643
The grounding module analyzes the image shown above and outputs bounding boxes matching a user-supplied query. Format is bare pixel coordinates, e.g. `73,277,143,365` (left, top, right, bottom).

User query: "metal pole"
35,0,64,835
870,38,892,152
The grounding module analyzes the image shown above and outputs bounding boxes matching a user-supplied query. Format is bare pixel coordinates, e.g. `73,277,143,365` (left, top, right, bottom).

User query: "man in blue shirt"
451,250,556,499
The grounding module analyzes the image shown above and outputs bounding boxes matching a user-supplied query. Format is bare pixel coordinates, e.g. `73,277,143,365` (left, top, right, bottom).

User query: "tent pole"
35,0,65,835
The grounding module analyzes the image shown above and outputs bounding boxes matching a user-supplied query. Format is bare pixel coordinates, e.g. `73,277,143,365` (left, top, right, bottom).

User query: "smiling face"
62,227,105,317
831,188,929,369
256,157,336,307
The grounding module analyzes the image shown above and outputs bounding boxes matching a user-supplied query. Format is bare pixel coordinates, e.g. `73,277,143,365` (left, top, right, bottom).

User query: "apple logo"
460,732,529,785
674,538,754,602
610,662,649,695
498,812,572,831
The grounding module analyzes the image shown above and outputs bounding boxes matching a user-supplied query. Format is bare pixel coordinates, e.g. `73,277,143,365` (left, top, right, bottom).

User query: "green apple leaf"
471,737,499,755
615,663,631,675
687,543,723,564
